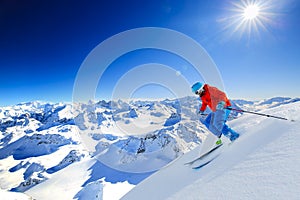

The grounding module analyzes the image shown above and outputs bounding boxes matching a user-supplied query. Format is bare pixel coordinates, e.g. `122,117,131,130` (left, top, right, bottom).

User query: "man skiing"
191,82,239,150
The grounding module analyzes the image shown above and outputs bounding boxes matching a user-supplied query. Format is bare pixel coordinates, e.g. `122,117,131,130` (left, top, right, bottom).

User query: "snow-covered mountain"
0,97,205,199
0,97,299,199
232,97,300,111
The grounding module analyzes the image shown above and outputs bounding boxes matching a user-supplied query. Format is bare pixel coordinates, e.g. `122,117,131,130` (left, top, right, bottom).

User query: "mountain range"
0,96,299,199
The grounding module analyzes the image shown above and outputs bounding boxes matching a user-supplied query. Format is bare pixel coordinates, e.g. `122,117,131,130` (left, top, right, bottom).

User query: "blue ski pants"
201,108,238,139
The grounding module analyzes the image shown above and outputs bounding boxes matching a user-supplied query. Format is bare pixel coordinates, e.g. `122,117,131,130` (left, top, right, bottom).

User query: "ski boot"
230,132,239,142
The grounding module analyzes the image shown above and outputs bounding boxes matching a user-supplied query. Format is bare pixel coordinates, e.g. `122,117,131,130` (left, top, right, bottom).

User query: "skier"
191,82,239,153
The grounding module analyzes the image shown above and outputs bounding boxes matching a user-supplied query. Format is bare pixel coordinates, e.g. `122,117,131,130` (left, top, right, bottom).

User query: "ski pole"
226,107,289,121
199,113,237,120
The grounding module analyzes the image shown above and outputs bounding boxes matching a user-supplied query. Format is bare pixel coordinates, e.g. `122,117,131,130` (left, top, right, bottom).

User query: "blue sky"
0,0,299,106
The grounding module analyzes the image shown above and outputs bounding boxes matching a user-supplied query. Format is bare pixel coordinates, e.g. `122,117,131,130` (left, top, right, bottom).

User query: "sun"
243,4,260,20
220,0,274,39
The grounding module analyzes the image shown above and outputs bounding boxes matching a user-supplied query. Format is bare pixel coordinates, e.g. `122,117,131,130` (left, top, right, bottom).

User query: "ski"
192,154,220,170
192,136,241,170
184,143,223,166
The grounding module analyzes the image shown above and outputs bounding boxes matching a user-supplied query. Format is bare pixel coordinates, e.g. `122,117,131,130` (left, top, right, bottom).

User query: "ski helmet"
191,82,204,94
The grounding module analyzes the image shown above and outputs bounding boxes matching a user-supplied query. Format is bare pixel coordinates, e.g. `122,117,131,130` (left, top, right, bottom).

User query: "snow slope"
26,157,136,200
121,101,300,200
0,189,31,200
1,97,299,199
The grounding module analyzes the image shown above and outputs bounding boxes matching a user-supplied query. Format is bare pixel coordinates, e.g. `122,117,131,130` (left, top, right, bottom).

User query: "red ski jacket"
199,84,231,112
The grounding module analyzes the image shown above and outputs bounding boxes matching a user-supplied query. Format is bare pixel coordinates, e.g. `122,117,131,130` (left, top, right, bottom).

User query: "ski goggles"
195,88,204,95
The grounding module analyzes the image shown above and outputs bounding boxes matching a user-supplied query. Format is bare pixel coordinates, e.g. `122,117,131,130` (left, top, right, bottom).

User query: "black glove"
198,110,204,115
